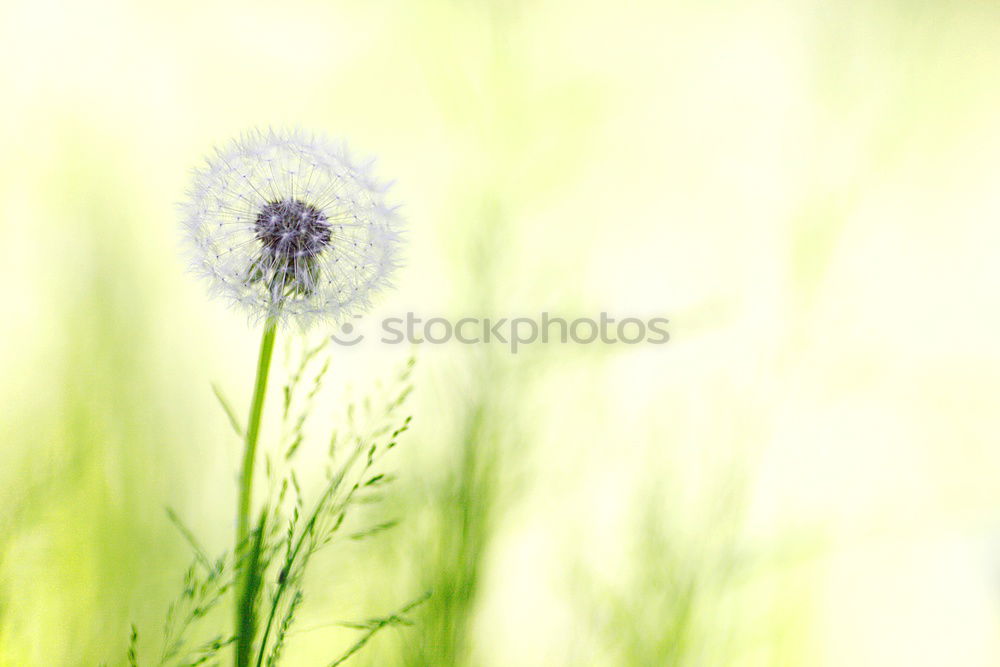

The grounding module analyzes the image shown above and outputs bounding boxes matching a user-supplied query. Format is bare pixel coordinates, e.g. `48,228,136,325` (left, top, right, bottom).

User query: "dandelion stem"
235,314,278,667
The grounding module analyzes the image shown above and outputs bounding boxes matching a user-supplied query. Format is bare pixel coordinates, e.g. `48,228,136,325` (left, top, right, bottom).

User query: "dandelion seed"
182,128,403,327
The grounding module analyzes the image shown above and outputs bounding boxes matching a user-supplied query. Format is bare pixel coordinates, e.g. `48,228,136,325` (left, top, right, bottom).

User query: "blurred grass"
0,134,191,664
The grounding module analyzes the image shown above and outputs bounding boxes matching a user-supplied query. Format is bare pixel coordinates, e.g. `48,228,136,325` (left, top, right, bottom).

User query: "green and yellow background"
1,0,999,664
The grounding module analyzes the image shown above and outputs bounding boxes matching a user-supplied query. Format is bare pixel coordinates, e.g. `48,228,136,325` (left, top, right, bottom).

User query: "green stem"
235,315,278,667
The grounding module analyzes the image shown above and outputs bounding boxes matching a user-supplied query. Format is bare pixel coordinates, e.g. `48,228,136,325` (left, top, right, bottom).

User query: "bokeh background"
2,0,1000,665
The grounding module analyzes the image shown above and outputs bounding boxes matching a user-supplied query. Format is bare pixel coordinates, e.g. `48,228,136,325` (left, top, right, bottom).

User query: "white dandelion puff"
181,128,403,328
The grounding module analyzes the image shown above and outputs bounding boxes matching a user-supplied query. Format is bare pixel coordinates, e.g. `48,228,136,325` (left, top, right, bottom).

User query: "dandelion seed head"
181,128,403,328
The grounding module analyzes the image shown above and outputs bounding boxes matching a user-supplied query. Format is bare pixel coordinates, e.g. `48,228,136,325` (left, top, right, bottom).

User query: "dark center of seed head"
254,199,331,258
